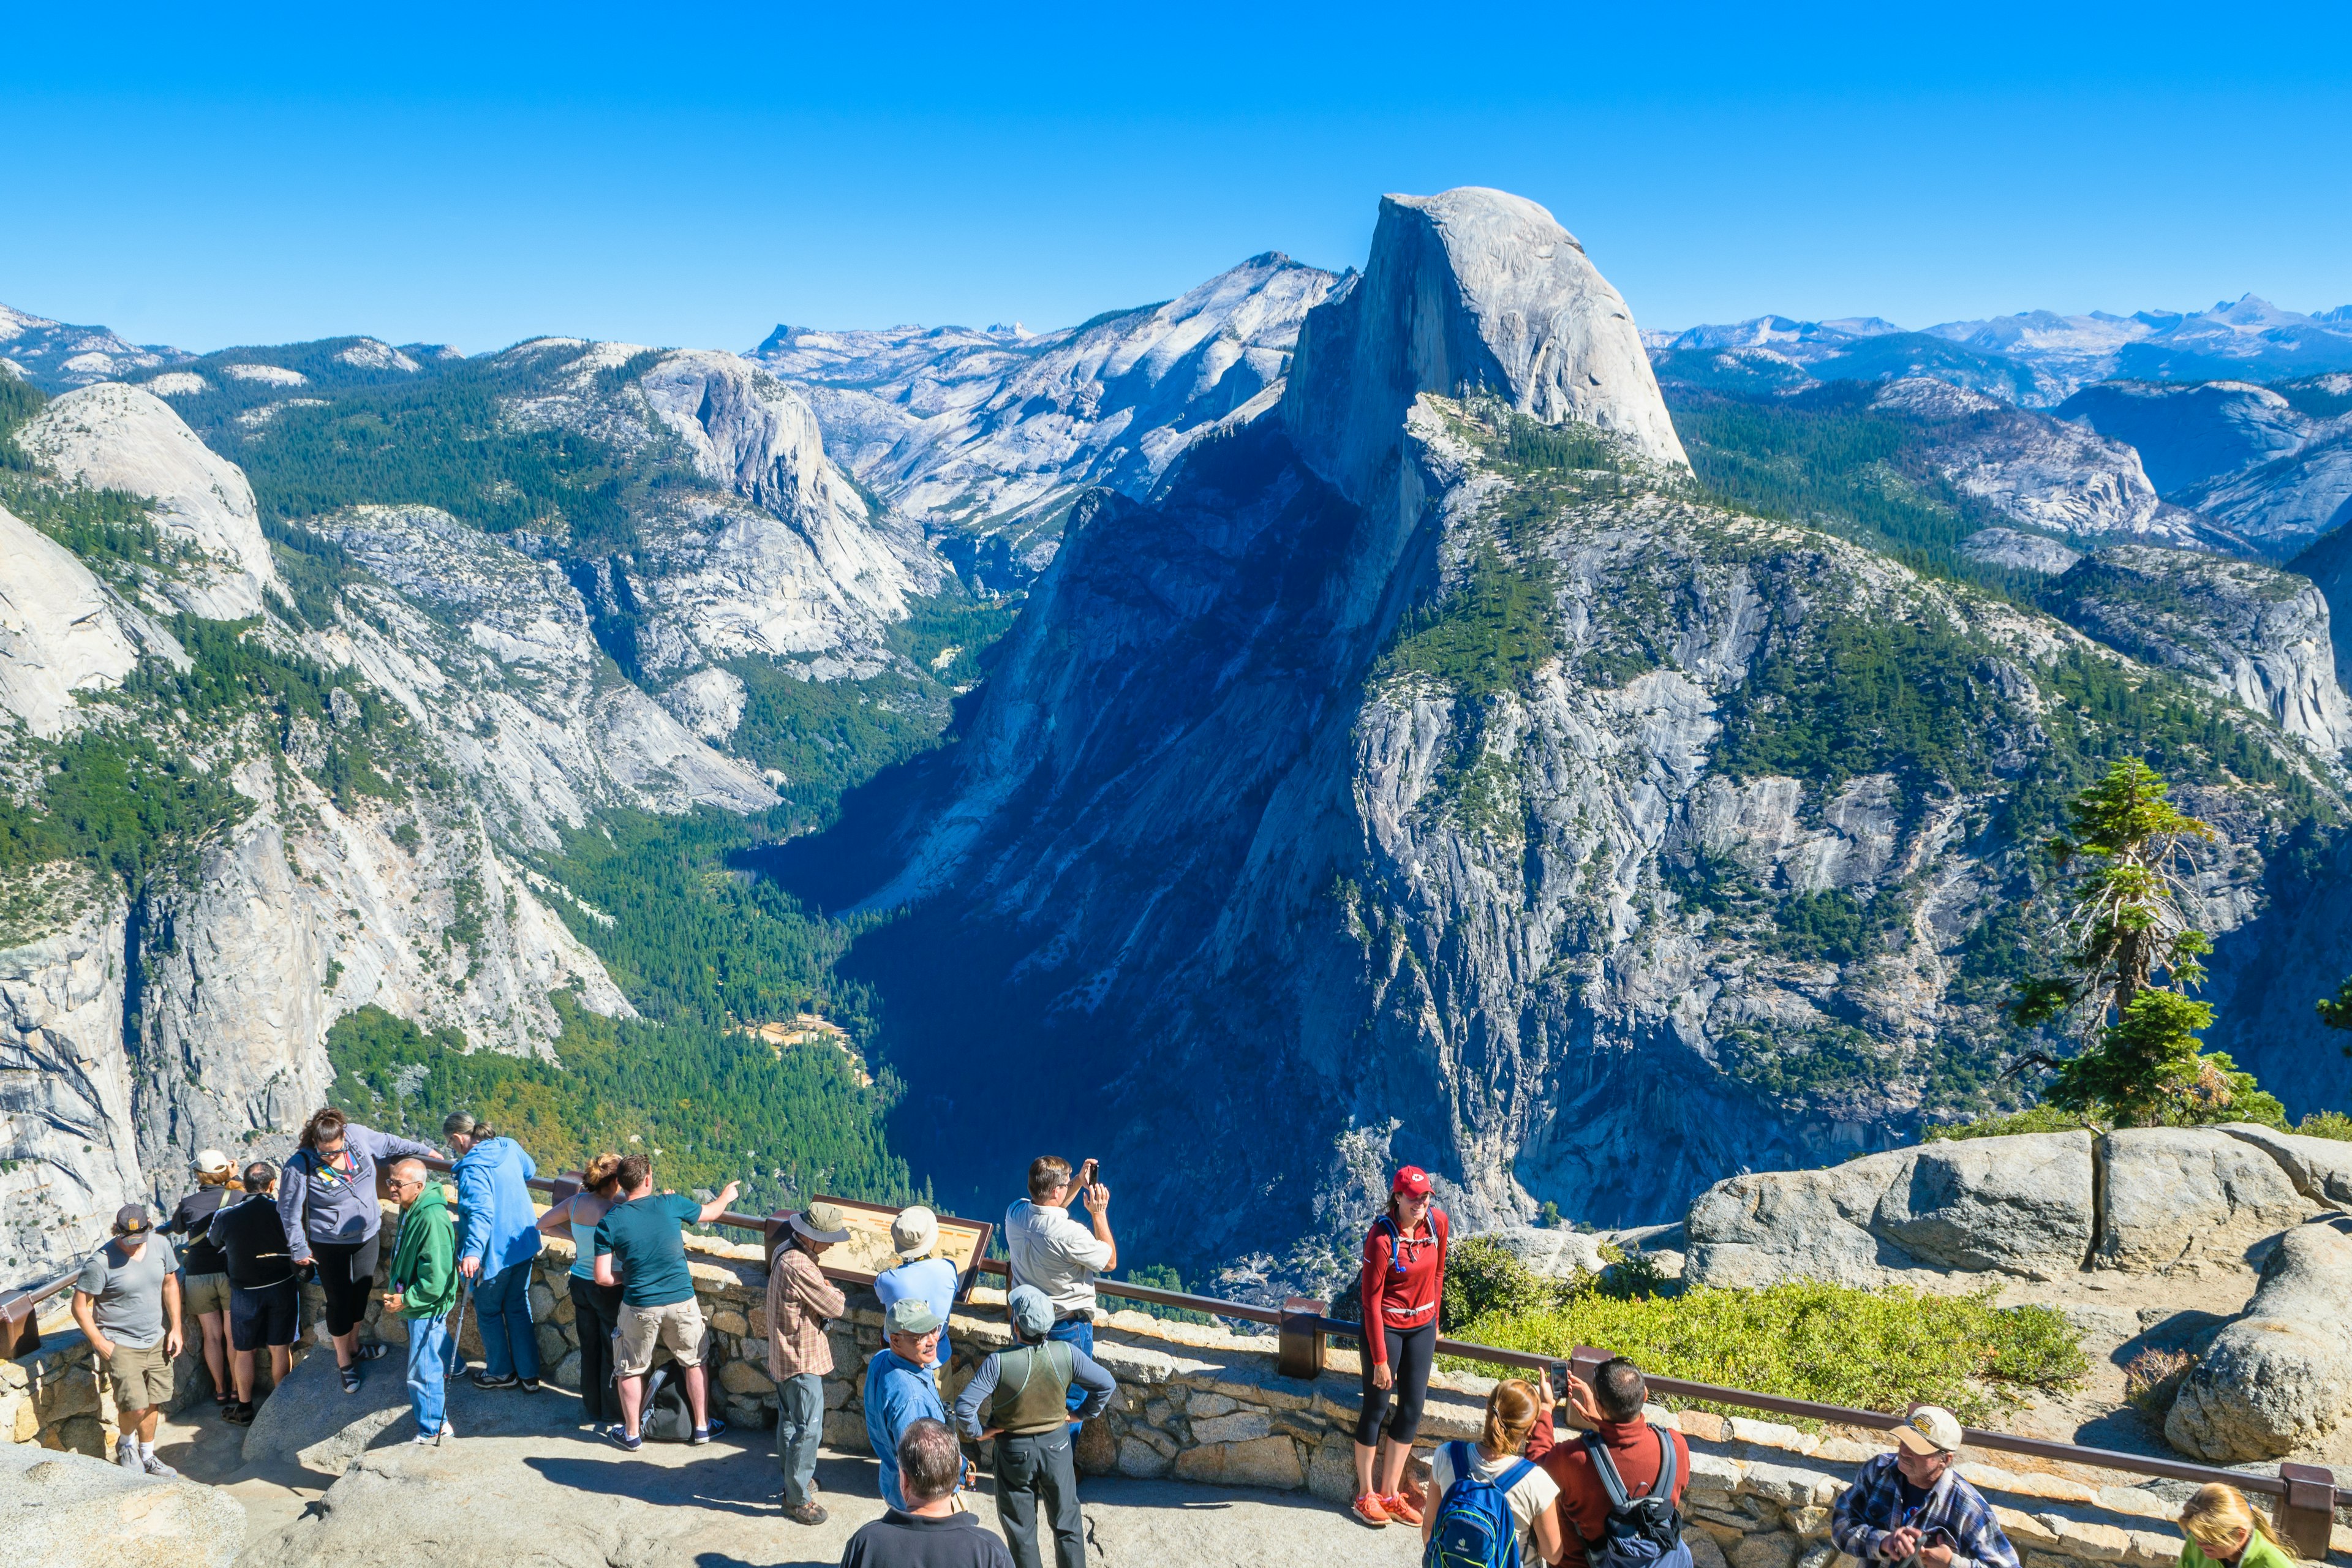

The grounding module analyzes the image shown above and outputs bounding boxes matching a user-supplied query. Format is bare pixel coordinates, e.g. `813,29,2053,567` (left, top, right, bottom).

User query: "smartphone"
1080,1158,1101,1188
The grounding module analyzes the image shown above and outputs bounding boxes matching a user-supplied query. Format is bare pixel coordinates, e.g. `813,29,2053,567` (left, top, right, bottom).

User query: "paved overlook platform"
150,1358,1418,1567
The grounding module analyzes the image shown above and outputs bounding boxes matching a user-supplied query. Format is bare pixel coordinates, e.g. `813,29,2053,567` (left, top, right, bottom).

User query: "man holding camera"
1830,1405,2021,1568
1005,1156,1115,1438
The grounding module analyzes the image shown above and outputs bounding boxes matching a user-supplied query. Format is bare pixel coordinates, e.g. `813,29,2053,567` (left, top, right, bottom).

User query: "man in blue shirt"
447,1112,544,1391
864,1297,951,1510
873,1205,959,1371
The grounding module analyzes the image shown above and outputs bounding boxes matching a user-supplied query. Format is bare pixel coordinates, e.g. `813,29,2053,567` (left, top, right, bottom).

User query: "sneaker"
1382,1490,1424,1526
783,1501,827,1526
355,1341,389,1362
688,1417,726,1446
115,1437,141,1472
606,1423,643,1452
140,1452,179,1478
519,1377,542,1393
471,1371,521,1390
339,1365,363,1394
1351,1493,1391,1528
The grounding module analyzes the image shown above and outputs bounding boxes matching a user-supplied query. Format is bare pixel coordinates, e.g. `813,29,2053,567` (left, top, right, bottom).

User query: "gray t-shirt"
75,1235,178,1349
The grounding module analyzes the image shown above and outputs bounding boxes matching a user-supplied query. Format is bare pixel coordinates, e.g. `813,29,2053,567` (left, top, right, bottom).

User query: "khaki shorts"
183,1271,232,1318
105,1339,176,1412
614,1298,704,1378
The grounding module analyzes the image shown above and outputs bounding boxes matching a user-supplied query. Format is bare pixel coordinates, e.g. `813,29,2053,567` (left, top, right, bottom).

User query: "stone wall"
10,1222,2350,1566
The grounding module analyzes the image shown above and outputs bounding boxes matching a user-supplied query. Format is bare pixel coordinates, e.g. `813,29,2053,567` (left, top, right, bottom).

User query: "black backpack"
639,1365,695,1442
1584,1428,1693,1568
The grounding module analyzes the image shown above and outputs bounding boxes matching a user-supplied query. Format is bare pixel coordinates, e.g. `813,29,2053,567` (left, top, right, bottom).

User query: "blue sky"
6,2,2350,355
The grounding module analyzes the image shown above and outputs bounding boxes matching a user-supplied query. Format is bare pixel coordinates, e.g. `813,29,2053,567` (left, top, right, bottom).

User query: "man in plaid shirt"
767,1202,850,1526
1832,1406,2021,1568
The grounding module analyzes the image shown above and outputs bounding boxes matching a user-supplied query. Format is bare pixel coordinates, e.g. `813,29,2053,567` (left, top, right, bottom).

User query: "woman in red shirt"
1352,1165,1448,1528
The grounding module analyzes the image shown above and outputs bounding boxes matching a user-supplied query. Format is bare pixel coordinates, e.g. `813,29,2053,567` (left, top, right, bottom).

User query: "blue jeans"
473,1262,541,1381
1046,1317,1093,1436
406,1314,451,1436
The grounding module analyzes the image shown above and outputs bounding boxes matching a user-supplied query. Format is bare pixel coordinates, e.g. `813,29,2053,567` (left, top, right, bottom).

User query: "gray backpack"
1584,1429,1694,1568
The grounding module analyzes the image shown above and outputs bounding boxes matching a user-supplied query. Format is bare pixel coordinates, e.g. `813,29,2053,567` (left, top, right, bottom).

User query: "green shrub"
1447,1280,2086,1423
1922,1104,2101,1142
2293,1110,2352,1141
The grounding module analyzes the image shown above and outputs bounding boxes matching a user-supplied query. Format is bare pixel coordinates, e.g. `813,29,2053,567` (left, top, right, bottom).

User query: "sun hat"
194,1148,233,1176
1006,1284,1055,1338
113,1204,153,1236
891,1205,940,1259
789,1201,852,1244
1392,1166,1433,1197
1893,1404,1964,1455
886,1297,944,1336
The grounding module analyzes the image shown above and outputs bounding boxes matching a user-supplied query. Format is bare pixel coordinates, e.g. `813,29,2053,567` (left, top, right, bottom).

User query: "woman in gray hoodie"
277,1107,440,1392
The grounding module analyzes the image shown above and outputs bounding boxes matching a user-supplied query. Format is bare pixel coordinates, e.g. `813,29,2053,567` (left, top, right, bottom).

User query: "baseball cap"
1392,1166,1433,1197
891,1205,939,1259
1006,1284,1055,1337
886,1297,944,1336
1893,1406,1964,1455
194,1148,233,1176
113,1204,152,1235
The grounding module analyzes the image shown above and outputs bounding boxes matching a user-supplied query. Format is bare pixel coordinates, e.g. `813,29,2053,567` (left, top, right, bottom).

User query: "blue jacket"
864,1348,947,1510
452,1136,543,1275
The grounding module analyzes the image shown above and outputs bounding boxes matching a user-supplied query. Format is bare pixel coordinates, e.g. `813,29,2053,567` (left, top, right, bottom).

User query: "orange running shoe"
1383,1490,1425,1526
1352,1493,1392,1527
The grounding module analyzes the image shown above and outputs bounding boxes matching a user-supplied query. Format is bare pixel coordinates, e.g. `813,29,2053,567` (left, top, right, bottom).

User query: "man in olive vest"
952,1284,1115,1568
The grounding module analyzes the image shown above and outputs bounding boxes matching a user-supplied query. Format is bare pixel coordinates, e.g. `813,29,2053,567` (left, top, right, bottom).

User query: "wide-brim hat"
789,1202,851,1244
891,1205,939,1257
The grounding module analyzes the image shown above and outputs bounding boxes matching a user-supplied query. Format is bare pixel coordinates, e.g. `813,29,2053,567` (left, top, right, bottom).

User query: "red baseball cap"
1392,1166,1432,1197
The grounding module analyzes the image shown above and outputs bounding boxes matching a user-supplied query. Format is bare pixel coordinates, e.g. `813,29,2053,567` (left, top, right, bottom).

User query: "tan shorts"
183,1271,232,1318
105,1340,176,1412
614,1298,704,1378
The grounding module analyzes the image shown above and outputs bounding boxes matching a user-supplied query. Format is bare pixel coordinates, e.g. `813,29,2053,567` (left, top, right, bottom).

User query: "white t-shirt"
1004,1200,1113,1317
1431,1441,1561,1561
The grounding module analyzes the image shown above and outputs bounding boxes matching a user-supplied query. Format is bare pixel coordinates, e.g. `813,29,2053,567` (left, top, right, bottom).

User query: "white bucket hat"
891,1205,940,1259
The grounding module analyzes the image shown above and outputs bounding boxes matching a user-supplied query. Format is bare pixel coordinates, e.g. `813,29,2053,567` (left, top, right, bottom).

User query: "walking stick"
437,1278,472,1447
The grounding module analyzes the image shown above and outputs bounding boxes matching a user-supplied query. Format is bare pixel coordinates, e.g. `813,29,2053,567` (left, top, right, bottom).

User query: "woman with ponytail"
537,1152,629,1427
2179,1485,2296,1568
1420,1378,1563,1565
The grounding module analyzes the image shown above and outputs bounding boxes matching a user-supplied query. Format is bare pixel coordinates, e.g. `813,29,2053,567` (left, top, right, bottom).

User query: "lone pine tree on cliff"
2009,758,2283,1126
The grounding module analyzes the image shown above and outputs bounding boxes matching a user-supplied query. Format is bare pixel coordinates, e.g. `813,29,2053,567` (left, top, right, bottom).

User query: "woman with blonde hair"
160,1150,242,1414
2179,1484,2296,1568
537,1152,628,1426
1420,1376,1563,1565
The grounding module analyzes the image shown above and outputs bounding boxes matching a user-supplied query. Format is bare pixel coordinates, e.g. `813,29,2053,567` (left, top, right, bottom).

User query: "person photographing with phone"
1352,1164,1448,1528
1005,1155,1115,1438
1829,1406,2021,1568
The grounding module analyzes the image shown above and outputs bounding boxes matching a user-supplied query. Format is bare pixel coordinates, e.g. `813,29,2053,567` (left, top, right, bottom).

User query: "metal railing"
6,1170,2340,1558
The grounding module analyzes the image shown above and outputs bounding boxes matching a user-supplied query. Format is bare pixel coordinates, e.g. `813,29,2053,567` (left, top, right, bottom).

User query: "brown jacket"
1531,1417,1692,1568
766,1243,846,1379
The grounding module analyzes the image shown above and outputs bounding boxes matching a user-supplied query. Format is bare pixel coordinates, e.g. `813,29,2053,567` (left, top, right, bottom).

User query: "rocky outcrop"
2165,1218,2352,1460
2041,545,2352,755
0,302,189,393
0,503,140,738
1284,187,1686,510
761,252,1338,585
2094,1126,2316,1272
1684,1131,2095,1288
12,382,277,619
1961,527,2081,576
0,881,143,1280
2218,1121,2352,1210
2057,380,2312,495
1,1441,244,1567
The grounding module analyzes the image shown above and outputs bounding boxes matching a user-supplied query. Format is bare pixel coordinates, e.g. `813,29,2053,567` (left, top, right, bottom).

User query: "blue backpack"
1425,1440,1536,1568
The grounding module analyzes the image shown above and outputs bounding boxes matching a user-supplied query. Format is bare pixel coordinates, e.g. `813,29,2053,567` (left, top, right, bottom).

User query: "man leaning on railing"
1830,1406,2022,1568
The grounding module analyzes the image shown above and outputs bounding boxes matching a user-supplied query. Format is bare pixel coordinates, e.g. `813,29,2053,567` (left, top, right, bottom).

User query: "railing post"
0,1290,40,1361
2278,1463,2336,1561
1277,1297,1327,1380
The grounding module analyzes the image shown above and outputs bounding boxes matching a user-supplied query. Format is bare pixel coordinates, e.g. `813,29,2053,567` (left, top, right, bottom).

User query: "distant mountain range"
1646,296,2352,407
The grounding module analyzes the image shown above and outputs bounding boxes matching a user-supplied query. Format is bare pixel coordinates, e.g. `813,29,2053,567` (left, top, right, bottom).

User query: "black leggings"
311,1234,382,1338
1357,1319,1436,1447
570,1273,624,1422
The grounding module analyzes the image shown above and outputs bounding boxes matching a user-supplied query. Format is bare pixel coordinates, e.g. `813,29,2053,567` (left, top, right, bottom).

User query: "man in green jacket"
382,1159,459,1442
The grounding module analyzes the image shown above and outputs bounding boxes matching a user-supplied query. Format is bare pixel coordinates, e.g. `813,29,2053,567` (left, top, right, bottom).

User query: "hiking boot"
470,1371,521,1390
1382,1490,1423,1526
1351,1493,1391,1528
784,1502,827,1526
141,1452,179,1478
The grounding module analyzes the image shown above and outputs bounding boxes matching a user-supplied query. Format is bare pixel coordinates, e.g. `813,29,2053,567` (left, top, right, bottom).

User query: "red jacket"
1360,1206,1447,1366
1529,1418,1692,1568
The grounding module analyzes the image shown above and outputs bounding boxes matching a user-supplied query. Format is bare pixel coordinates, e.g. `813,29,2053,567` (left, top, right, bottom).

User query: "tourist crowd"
61,1117,2284,1568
